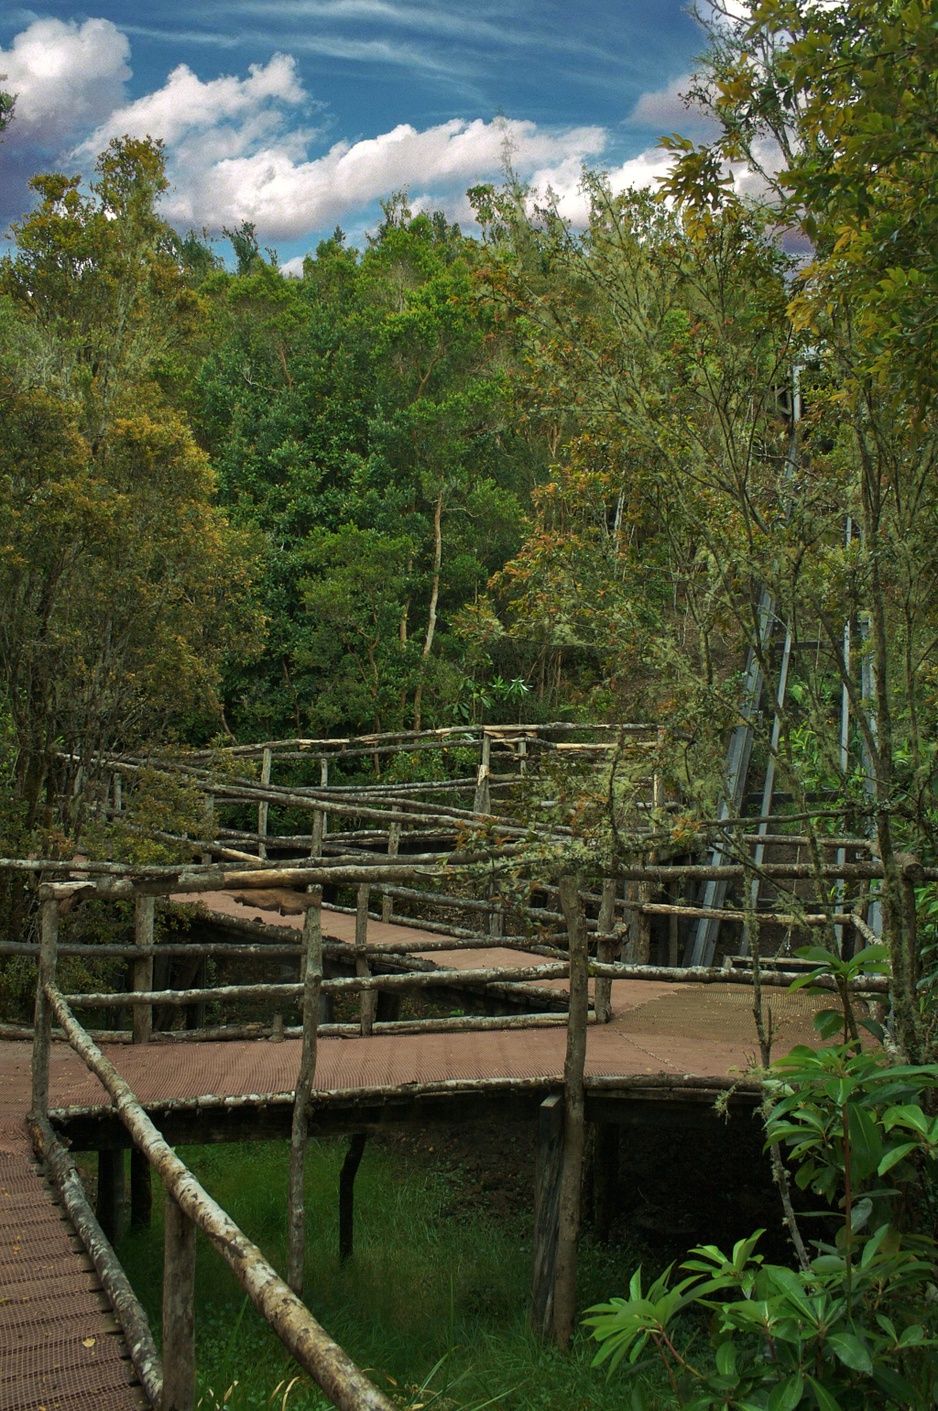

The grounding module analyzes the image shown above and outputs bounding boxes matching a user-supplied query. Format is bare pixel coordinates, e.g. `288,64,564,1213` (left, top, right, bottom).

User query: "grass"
115,1136,661,1410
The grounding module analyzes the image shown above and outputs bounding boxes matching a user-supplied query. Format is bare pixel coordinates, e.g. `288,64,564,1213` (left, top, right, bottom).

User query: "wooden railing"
16,839,900,1393
27,883,398,1411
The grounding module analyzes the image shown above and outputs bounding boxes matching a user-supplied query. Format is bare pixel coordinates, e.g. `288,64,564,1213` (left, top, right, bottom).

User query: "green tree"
0,140,260,841
472,180,798,746
195,200,528,739
0,83,13,136
655,0,938,1059
2,138,203,445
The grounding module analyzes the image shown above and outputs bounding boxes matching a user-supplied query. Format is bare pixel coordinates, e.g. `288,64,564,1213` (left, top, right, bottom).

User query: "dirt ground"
375,1105,798,1261
377,1116,539,1225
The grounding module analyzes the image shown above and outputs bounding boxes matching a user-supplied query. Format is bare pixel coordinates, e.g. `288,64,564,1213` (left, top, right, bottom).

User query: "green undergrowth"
116,1137,658,1409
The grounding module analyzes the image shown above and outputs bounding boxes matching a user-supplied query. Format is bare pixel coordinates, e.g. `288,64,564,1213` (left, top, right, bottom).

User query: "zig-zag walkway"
0,899,824,1411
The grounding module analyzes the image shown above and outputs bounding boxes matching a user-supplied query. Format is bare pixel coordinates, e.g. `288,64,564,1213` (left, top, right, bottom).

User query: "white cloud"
45,20,607,242
0,17,131,147
627,73,716,137
123,101,607,240
212,116,602,238
0,13,683,246
522,147,677,227
83,53,305,152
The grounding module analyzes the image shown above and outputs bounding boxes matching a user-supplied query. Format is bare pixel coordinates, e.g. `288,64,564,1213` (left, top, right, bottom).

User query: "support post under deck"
529,1092,563,1337
162,1194,196,1411
338,1132,368,1262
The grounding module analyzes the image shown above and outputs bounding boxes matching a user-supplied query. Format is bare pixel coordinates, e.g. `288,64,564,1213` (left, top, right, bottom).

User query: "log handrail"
33,977,395,1411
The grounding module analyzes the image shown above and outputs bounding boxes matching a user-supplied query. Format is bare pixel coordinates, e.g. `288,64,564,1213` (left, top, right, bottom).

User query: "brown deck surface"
0,894,822,1409
0,1046,147,1411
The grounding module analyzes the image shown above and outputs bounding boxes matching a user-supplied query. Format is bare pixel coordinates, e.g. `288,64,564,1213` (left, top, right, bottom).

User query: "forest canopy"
1,0,937,946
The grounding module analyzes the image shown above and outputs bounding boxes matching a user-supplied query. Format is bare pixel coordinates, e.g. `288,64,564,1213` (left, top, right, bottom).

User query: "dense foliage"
587,948,938,1408
2,2,938,1033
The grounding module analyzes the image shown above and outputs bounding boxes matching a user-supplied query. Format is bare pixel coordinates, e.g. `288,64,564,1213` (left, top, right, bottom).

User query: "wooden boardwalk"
0,1045,147,1411
0,897,823,1410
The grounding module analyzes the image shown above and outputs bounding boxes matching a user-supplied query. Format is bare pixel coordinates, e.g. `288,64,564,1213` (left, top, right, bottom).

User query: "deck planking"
0,895,822,1409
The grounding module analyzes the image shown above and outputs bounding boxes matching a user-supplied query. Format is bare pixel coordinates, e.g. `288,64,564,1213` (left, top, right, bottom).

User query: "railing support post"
594,878,618,1023
133,894,155,1046
319,759,329,843
551,876,589,1349
96,1148,125,1244
529,1092,563,1337
311,806,324,858
356,885,375,1036
131,900,158,1225
288,889,323,1295
30,896,59,1120
162,1194,196,1411
131,1149,152,1228
257,747,272,860
474,731,491,814
381,822,401,922
488,877,503,941
200,794,214,867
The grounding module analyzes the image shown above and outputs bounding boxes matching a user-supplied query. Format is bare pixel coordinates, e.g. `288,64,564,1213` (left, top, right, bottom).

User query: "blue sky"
0,2,714,268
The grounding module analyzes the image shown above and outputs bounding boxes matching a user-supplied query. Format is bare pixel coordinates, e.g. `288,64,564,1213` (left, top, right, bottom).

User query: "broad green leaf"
795,945,835,965
763,1266,818,1322
847,1104,883,1182
827,1331,873,1373
848,1196,873,1233
877,1142,918,1174
767,1372,804,1411
806,1375,843,1411
813,1008,845,1040
883,1104,929,1135
715,1340,736,1377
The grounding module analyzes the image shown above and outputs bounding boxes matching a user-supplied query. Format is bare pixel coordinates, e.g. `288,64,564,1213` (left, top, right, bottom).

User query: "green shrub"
585,951,938,1409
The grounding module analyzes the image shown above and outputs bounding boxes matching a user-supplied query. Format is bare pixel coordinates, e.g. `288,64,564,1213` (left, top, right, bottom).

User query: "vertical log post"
381,822,401,922
257,747,272,861
113,772,123,814
30,896,59,1120
338,1132,368,1262
356,885,376,1037
653,727,666,813
667,879,681,968
474,731,491,814
132,892,155,1226
488,877,503,942
552,876,589,1349
591,1125,619,1243
133,895,155,1046
200,794,215,867
131,1149,152,1229
529,1092,564,1336
162,1194,196,1411
627,880,652,964
96,1149,125,1244
311,807,324,859
319,759,329,843
287,890,323,1295
594,878,618,1024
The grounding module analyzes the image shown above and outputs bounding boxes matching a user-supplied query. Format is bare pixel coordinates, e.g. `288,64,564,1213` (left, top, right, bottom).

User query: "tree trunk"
412,489,443,732
552,876,589,1349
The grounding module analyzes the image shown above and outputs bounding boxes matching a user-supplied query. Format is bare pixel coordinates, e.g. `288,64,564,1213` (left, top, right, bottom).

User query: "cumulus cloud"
0,12,606,242
152,115,606,239
81,52,307,153
0,13,680,247
517,148,677,228
627,73,716,138
0,17,131,147
0,17,132,222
